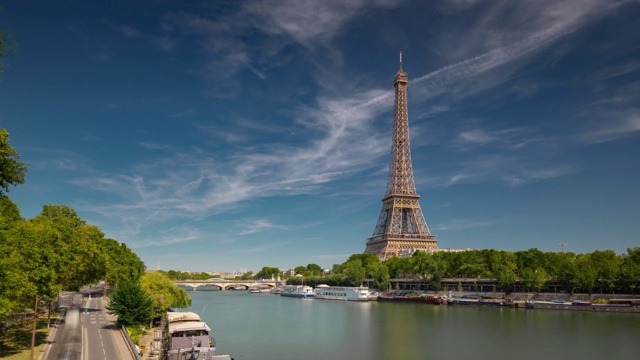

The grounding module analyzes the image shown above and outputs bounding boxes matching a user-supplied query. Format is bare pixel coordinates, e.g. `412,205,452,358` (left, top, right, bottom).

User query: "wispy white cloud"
238,219,290,236
73,84,392,244
75,0,619,249
238,241,289,253
34,158,80,171
312,254,352,261
413,0,620,100
458,129,495,144
455,125,542,150
435,219,492,231
582,108,640,144
139,142,170,150
419,154,576,188
244,0,400,46
501,167,576,187
118,25,175,52
414,105,450,121
162,0,402,91
594,60,640,80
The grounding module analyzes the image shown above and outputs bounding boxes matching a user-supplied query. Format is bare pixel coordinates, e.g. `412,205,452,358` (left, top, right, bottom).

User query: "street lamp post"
30,295,41,360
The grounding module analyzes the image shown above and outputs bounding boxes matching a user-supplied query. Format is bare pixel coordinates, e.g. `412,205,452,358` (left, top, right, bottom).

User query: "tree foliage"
141,272,191,320
106,280,153,326
0,128,28,196
284,247,640,294
254,266,280,280
0,130,146,323
0,200,145,322
164,270,212,281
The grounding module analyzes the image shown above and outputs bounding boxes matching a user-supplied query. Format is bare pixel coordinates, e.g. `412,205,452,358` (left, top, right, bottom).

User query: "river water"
181,290,639,360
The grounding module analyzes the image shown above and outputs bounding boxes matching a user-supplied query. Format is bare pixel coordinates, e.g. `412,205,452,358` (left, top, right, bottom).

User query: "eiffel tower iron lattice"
364,53,438,260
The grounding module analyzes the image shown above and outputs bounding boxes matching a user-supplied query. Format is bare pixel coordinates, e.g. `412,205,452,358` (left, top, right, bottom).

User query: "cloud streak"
72,0,626,251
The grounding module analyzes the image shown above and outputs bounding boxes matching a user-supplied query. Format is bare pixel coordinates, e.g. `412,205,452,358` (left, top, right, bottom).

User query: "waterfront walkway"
138,326,160,360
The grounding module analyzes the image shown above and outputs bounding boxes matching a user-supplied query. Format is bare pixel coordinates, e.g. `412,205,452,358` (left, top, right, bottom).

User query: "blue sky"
1,0,639,273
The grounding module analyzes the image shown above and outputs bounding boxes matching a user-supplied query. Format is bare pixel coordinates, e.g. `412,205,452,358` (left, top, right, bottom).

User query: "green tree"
31,205,107,291
0,196,21,229
621,248,640,293
106,280,153,326
489,251,517,293
384,256,412,278
306,263,323,276
573,254,598,294
368,261,390,290
98,238,145,287
294,266,307,275
0,128,28,196
533,268,548,292
591,250,621,293
254,266,280,280
557,252,579,294
455,251,488,278
141,272,191,321
520,268,535,292
515,248,548,275
411,251,432,279
0,222,35,320
1,220,59,316
343,259,366,286
429,253,448,292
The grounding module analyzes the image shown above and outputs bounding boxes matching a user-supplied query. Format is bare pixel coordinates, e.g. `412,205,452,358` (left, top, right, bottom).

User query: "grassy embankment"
0,315,51,360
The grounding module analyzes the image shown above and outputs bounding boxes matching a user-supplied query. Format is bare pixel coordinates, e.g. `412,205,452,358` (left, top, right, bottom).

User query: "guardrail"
121,324,142,360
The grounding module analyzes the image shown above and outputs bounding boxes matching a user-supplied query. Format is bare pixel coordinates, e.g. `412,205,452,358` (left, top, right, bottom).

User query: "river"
181,290,640,360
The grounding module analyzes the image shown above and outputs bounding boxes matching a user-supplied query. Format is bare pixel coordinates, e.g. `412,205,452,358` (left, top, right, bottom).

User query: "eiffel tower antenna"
364,54,438,260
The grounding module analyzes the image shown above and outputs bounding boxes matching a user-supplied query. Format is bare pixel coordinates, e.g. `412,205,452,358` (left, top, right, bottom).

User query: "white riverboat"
280,285,315,298
314,284,371,301
162,311,232,360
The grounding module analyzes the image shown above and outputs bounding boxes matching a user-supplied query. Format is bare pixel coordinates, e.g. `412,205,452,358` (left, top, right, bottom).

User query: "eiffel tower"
364,53,438,260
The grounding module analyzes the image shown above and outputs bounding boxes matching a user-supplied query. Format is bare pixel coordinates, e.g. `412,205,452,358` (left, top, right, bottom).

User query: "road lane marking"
82,326,88,360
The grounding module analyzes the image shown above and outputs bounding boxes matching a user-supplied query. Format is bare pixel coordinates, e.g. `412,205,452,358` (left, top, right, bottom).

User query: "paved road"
42,286,134,360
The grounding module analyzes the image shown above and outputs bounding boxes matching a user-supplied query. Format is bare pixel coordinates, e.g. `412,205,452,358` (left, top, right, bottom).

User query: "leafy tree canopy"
106,280,153,327
306,263,323,275
254,266,280,280
0,128,28,196
141,271,191,320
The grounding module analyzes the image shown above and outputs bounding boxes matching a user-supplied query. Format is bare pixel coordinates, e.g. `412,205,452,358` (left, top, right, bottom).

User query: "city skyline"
1,1,639,272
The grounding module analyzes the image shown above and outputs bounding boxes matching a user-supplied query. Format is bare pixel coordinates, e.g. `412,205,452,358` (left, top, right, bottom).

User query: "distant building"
281,269,295,277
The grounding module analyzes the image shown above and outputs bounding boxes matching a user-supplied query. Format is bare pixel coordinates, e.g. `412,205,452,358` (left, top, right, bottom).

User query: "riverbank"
376,291,640,312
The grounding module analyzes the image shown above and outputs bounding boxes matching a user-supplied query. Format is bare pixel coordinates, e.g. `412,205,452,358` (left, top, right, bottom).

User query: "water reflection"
184,291,640,360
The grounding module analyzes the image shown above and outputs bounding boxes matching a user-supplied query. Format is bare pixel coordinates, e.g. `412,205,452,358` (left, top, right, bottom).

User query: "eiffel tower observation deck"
365,53,438,260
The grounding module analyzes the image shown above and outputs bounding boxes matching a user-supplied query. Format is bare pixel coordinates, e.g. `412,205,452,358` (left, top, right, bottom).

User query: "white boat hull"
314,286,371,301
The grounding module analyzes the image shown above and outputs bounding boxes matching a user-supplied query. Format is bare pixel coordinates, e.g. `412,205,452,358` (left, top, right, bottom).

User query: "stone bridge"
175,279,280,291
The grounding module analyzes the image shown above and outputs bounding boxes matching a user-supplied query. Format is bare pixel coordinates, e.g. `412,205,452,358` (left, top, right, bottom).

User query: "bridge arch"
175,279,279,291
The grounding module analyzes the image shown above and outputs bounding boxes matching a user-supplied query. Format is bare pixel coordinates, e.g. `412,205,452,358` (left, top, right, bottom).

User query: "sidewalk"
138,326,161,360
